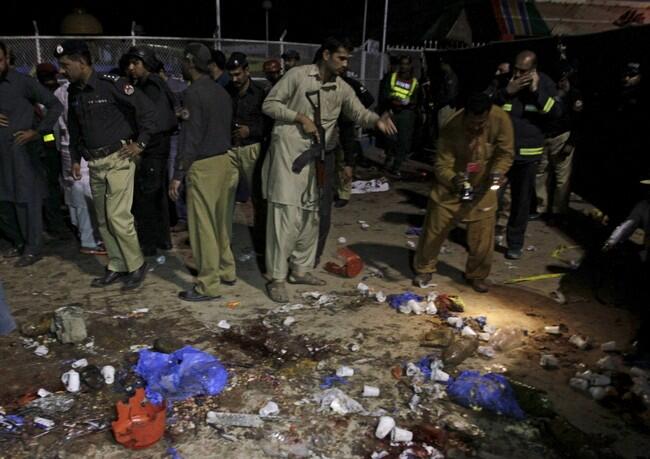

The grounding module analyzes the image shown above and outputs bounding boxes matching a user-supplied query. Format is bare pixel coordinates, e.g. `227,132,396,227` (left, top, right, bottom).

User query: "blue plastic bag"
446,371,525,419
0,282,16,336
416,356,434,380
387,292,423,310
320,375,349,389
135,346,228,405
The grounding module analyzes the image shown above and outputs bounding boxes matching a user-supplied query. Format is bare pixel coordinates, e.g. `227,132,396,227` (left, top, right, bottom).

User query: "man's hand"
506,75,532,95
169,179,182,202
233,124,250,140
0,114,9,127
376,112,397,136
342,166,354,184
530,70,540,92
71,162,82,181
118,142,143,160
13,129,38,145
296,113,320,142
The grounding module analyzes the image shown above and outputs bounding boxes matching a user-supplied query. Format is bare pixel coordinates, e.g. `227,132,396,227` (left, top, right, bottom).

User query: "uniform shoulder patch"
123,84,135,96
179,108,190,121
100,73,120,83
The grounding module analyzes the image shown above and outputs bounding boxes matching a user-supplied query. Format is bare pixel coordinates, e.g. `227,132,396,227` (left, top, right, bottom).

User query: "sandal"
287,272,326,286
267,280,289,303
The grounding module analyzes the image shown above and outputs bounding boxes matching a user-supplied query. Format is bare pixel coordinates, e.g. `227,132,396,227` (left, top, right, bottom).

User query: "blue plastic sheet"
320,375,349,389
387,292,423,310
135,346,228,405
416,356,434,380
446,371,525,419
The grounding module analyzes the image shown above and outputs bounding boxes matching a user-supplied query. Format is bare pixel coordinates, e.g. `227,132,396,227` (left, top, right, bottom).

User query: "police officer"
378,55,422,176
263,59,282,87
0,41,63,267
55,40,157,290
281,50,301,73
124,46,177,257
169,43,233,302
225,52,269,256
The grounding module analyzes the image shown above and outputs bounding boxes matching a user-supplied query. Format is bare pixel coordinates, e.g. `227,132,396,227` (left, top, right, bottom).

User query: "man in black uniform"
56,40,157,290
225,52,269,256
124,46,177,257
0,41,63,267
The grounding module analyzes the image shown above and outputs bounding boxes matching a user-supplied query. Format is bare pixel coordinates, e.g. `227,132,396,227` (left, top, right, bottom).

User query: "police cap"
281,49,300,60
183,42,211,73
226,52,248,70
624,62,641,77
124,46,158,70
54,40,90,59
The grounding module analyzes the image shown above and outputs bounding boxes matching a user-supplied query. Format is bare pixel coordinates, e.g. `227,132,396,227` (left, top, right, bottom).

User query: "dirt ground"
1,157,649,459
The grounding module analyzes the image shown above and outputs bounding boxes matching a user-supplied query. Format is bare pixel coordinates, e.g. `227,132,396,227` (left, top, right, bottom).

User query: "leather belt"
85,140,127,160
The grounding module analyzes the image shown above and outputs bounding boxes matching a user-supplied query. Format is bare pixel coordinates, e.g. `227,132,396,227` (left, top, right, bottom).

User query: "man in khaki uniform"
413,93,514,293
56,40,156,291
169,43,233,302
262,37,397,303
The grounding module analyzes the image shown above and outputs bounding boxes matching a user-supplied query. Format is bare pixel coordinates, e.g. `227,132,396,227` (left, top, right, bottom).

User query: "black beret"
226,52,248,70
54,40,89,58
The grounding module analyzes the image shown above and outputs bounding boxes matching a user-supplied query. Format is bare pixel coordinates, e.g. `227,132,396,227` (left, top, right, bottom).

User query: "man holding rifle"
261,37,397,303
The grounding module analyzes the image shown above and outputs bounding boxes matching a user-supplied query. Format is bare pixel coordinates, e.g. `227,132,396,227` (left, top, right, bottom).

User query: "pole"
379,0,389,80
215,0,222,49
360,0,368,83
32,20,41,64
130,21,136,46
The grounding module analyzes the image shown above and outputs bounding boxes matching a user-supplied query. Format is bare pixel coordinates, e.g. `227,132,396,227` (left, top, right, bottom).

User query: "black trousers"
506,160,539,251
132,137,172,256
316,151,337,263
40,144,66,233
0,200,43,255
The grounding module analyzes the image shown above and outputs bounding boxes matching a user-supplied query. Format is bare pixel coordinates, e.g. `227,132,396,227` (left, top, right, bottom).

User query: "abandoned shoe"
287,272,326,286
468,278,489,293
267,280,289,303
412,272,433,288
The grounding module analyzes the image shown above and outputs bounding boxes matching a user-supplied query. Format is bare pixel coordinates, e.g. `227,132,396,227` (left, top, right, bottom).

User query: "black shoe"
157,242,173,251
506,248,523,260
221,278,237,286
334,199,349,208
528,212,542,221
178,287,221,302
121,263,148,291
91,269,127,287
3,246,24,258
14,254,42,267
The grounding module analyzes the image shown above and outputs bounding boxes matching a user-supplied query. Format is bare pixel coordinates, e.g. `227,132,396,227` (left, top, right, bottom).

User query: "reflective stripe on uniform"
520,147,544,156
502,103,512,112
42,133,55,142
542,97,555,113
389,73,418,101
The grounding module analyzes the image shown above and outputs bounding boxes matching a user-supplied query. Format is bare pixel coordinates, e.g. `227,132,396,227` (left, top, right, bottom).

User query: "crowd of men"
0,36,647,310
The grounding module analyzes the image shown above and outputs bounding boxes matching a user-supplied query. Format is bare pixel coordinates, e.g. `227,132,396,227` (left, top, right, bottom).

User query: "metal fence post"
32,21,41,64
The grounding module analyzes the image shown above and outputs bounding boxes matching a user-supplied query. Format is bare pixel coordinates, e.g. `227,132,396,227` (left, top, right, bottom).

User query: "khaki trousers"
535,131,573,214
89,151,143,273
186,154,236,296
335,147,351,201
266,202,319,280
414,199,495,280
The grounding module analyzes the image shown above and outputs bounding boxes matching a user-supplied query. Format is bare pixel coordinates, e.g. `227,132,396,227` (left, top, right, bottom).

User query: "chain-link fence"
1,35,386,103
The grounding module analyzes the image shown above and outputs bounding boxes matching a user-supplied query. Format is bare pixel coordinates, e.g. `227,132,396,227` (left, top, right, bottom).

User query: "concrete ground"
1,155,649,459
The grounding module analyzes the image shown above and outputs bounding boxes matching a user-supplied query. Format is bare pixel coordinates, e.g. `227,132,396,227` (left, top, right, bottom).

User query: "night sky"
2,0,446,45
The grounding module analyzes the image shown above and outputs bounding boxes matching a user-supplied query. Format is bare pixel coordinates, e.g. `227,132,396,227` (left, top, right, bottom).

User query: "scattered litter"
61,369,80,393
477,346,496,359
206,411,263,428
597,355,618,371
135,346,228,405
356,283,369,295
155,255,166,265
34,345,49,357
101,365,115,384
324,247,364,278
375,291,386,303
408,393,421,411
447,317,463,328
406,240,417,249
129,344,152,352
314,388,365,415
259,401,279,417
51,305,87,344
461,326,477,338
336,366,354,378
226,301,240,309
540,354,559,369
405,226,422,237
37,388,52,398
526,245,537,252
371,451,390,459
387,292,423,310
375,416,395,439
504,273,563,284
71,358,88,369
478,332,491,342
351,178,389,194
544,325,561,335
283,317,296,327
391,426,413,443
490,327,526,352
569,377,589,391
33,417,55,430
320,375,349,389
236,249,256,262
337,237,347,244
569,335,589,350
217,320,231,330
446,371,525,419
601,341,619,352
27,394,75,414
360,222,370,230
362,385,380,397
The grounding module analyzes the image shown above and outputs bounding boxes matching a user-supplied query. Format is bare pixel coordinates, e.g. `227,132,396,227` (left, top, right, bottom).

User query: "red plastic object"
323,247,364,278
112,388,166,449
